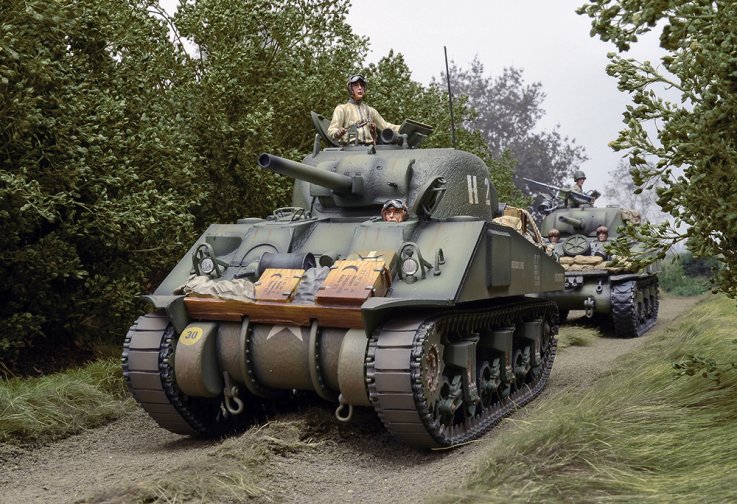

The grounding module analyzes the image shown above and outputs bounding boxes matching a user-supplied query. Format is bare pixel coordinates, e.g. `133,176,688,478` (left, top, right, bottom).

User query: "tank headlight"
402,257,419,276
200,257,215,275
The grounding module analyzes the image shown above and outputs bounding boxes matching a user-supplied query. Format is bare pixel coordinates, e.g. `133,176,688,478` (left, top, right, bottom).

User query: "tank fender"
141,294,189,334
174,322,223,397
609,273,649,283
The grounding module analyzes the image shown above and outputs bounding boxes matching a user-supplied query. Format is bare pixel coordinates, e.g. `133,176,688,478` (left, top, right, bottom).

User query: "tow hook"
584,297,596,318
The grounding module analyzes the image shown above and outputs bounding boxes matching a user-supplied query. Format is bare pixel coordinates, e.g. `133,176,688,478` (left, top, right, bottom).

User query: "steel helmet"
573,170,586,181
347,74,367,94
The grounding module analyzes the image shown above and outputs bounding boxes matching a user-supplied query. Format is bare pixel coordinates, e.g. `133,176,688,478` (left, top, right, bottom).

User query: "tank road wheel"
122,312,255,437
367,299,559,448
436,375,463,427
477,359,501,409
511,346,532,389
562,234,591,257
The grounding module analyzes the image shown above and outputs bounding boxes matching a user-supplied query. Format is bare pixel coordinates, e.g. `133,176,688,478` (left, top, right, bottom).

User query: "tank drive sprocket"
366,299,558,448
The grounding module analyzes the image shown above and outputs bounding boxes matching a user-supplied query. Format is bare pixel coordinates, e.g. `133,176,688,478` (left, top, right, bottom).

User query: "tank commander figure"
566,170,586,208
328,74,400,145
381,199,408,223
591,225,609,259
547,228,561,244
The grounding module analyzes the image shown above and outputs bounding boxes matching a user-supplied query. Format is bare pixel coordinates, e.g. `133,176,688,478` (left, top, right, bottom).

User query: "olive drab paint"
122,117,565,448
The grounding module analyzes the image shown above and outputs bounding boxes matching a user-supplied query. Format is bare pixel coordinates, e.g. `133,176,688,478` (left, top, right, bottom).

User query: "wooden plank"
183,296,364,329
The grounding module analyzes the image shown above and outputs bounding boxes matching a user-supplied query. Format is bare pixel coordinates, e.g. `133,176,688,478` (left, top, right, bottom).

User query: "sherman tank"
122,118,565,448
526,178,659,338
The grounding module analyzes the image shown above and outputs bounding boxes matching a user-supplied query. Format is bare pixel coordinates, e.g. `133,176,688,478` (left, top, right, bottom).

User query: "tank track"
122,312,252,436
611,275,659,338
366,298,558,448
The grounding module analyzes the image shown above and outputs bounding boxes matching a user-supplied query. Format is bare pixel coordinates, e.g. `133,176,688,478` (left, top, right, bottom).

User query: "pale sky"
159,0,665,199
346,0,665,198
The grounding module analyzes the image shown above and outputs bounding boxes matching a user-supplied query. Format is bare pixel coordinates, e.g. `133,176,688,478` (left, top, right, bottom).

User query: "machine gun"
523,177,601,215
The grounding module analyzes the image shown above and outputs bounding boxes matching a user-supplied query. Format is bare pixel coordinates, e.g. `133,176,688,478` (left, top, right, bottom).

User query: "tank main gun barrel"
259,153,355,194
557,214,585,229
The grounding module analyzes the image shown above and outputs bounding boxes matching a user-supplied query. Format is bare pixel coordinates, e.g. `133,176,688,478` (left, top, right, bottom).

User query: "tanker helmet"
596,225,608,234
347,74,367,94
573,170,586,182
381,199,408,222
382,199,407,212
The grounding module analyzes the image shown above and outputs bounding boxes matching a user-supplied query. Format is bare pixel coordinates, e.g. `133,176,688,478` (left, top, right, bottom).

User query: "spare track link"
611,275,659,338
366,299,558,448
122,312,249,437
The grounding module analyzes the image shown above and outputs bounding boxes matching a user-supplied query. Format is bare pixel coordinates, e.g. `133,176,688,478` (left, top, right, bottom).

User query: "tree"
578,1,737,297
605,160,668,223
171,0,364,225
0,0,200,361
437,58,588,188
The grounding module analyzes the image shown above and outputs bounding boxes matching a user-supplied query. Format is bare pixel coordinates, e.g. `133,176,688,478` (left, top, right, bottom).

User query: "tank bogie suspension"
367,299,558,448
123,299,558,447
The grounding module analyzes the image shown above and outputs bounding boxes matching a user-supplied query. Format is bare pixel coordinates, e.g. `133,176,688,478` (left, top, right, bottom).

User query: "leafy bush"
659,253,713,296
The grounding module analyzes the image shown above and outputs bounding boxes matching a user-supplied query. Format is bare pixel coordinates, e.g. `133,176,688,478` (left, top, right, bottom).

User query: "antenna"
444,46,457,148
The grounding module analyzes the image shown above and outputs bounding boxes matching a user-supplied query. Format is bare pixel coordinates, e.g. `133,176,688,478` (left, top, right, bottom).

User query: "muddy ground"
0,295,705,504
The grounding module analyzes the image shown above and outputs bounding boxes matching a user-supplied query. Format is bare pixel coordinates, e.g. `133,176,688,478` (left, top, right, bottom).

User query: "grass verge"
557,324,599,348
441,294,737,503
87,420,318,503
0,358,132,444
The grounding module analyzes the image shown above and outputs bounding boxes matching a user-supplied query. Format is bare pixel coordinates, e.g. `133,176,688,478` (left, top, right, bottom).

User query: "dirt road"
0,295,704,504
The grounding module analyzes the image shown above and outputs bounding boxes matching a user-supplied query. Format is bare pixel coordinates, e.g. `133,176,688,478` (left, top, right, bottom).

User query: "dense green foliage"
0,0,519,367
0,358,131,443
0,0,200,361
442,294,737,502
578,1,737,298
659,252,715,296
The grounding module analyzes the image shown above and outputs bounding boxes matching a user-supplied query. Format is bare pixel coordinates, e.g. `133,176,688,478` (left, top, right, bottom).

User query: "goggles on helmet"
382,199,407,211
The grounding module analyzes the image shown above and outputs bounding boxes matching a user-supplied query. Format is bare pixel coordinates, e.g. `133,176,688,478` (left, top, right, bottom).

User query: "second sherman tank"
527,178,659,338
122,120,565,448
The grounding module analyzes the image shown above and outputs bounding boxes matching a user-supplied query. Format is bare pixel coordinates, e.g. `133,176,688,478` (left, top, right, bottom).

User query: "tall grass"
0,358,132,444
441,295,737,503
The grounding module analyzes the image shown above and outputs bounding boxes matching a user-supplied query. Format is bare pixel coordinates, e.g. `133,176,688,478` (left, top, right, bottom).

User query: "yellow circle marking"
180,326,204,346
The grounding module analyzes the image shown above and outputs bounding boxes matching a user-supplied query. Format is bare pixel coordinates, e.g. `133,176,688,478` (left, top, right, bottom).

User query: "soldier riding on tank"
122,108,565,449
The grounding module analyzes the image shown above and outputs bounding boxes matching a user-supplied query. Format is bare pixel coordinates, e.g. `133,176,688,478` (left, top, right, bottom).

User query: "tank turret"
531,182,659,337
122,115,565,449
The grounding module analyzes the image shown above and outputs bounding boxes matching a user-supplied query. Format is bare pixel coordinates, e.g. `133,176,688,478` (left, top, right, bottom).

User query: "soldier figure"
567,171,593,208
547,228,561,244
328,74,400,145
592,225,609,259
381,199,408,223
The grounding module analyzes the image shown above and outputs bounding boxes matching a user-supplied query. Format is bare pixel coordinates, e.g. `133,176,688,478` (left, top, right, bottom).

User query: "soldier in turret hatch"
567,171,592,208
381,199,408,223
328,74,400,145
